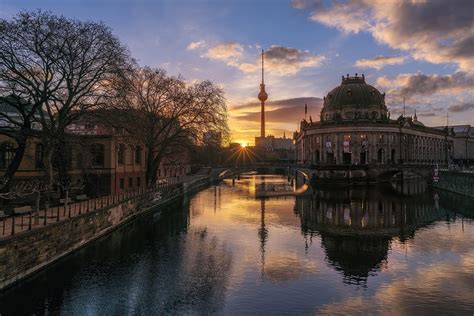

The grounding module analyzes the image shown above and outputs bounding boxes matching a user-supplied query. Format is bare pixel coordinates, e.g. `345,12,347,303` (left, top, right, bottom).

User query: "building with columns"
294,74,456,166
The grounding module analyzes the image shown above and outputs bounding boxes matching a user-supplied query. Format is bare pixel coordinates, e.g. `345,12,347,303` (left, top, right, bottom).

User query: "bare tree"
107,67,229,185
0,96,39,191
0,11,130,189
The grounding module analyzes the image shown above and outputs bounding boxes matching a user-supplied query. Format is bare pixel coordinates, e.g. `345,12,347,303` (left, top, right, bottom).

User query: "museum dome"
320,74,389,123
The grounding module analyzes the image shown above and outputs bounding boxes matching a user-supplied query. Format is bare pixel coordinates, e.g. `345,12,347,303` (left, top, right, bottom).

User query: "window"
0,142,14,169
379,134,385,142
119,178,124,189
137,177,141,187
128,177,133,188
127,146,133,165
35,144,44,169
117,144,125,164
90,143,104,166
135,146,141,164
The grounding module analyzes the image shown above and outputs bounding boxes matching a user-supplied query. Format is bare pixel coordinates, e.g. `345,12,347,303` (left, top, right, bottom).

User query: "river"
1,173,473,315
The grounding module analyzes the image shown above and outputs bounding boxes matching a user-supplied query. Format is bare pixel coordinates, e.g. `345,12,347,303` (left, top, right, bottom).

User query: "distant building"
255,134,294,150
434,125,474,165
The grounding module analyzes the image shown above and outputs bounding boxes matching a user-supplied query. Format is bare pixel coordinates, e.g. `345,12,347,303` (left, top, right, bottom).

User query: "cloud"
187,40,205,50
310,0,371,34
233,97,323,123
290,0,323,10
202,42,243,61
355,56,405,70
448,102,474,113
262,45,324,75
418,112,437,117
293,0,474,72
376,71,474,100
198,42,324,76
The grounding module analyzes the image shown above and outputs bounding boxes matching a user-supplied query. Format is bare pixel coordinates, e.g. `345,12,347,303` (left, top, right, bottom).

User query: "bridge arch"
376,169,430,182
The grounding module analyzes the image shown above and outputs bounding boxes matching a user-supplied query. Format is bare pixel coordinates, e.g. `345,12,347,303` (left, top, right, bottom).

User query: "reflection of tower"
258,198,268,277
258,50,268,138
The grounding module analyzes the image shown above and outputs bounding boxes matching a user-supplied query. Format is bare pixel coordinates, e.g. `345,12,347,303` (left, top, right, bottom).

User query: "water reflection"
0,199,233,315
295,187,447,285
1,174,473,314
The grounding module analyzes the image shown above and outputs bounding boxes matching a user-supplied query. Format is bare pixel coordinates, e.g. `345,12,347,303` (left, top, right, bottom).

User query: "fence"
0,175,207,239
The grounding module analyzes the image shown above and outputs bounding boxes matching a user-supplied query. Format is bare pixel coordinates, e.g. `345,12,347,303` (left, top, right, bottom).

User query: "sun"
240,143,247,148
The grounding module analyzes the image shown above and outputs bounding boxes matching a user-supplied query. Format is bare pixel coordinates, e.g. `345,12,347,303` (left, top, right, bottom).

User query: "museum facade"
294,74,455,166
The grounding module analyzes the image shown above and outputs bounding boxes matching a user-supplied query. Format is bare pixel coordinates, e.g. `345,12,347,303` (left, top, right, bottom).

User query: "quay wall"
0,176,211,291
432,171,474,197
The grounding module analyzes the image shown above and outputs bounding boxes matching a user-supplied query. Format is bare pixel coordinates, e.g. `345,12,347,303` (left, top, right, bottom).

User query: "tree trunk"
0,124,30,193
43,145,55,190
145,149,162,186
146,147,155,186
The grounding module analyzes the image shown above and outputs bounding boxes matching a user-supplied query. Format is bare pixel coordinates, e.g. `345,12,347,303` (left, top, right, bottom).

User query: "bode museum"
295,74,461,169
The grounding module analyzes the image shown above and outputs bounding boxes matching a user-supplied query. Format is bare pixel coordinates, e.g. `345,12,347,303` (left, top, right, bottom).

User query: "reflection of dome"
294,185,447,285
321,234,389,285
320,74,388,123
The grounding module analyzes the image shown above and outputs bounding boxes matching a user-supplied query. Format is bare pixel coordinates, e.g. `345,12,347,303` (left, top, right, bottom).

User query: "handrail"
0,174,208,240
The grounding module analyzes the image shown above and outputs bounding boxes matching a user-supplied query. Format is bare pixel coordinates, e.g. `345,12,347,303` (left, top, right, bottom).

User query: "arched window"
377,148,385,164
391,149,396,164
35,143,44,169
90,143,104,166
135,146,141,164
0,142,14,169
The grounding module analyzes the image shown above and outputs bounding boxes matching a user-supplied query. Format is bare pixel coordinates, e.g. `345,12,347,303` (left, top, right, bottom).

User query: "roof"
323,74,386,111
433,125,471,137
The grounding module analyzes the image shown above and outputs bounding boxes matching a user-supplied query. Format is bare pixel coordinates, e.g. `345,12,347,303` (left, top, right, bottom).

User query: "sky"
1,0,473,145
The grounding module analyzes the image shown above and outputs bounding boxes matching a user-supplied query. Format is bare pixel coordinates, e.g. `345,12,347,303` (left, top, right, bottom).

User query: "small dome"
321,74,388,123
258,84,268,102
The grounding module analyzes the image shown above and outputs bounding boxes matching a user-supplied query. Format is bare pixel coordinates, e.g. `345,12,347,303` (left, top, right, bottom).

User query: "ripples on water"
1,174,473,315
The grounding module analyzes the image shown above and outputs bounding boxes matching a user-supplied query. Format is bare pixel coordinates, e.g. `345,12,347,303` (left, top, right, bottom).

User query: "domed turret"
320,74,388,123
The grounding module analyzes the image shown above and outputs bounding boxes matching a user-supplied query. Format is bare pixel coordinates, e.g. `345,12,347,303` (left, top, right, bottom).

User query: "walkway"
0,175,206,240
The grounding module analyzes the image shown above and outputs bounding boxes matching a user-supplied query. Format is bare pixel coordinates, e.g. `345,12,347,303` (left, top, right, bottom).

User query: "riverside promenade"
0,175,207,239
0,174,212,290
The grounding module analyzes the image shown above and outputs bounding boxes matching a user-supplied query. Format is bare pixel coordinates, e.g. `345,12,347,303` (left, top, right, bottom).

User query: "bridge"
215,162,438,185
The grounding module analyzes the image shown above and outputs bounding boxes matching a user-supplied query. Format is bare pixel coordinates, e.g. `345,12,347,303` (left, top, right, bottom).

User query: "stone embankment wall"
0,176,210,291
432,171,474,197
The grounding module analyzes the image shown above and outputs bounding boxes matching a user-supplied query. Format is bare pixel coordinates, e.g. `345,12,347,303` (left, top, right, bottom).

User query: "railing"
0,174,207,240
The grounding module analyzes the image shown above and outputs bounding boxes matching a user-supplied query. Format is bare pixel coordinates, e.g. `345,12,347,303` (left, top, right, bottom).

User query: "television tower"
258,50,268,138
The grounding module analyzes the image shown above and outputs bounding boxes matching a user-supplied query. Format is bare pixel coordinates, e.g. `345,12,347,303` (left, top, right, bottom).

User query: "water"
1,174,474,315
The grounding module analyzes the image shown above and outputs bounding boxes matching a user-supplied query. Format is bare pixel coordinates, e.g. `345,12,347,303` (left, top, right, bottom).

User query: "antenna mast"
403,97,406,117
258,49,268,139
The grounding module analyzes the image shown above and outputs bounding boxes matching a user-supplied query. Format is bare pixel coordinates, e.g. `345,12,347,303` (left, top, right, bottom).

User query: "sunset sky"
1,0,473,145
